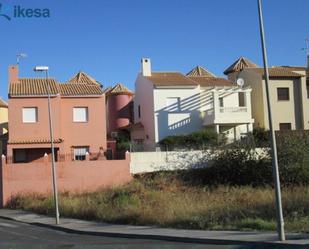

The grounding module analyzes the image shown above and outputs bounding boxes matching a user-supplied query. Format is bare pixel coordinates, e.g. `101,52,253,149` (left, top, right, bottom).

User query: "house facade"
0,98,8,155
224,57,309,131
7,65,107,163
132,58,254,150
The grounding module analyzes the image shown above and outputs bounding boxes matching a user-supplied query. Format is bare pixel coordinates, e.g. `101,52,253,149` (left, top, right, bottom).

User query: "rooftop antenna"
301,38,309,55
16,53,27,64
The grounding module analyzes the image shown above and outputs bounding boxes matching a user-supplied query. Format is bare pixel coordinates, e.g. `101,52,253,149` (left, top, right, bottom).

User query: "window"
13,149,26,163
73,147,89,161
279,123,291,131
166,97,180,111
138,105,141,118
219,97,224,107
277,88,289,101
238,92,246,107
22,107,38,123
73,107,88,122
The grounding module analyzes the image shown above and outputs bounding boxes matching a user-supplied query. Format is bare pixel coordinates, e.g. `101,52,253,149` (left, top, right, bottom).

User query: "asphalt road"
0,218,305,249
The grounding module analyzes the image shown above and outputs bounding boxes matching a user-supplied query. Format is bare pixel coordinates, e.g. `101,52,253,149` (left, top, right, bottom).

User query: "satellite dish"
236,78,245,87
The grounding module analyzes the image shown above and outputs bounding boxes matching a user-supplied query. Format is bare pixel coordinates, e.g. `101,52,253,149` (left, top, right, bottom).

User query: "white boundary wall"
130,149,269,174
130,150,215,174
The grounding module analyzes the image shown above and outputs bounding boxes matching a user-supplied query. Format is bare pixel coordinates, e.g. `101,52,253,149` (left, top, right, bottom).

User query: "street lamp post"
34,66,60,225
257,0,285,241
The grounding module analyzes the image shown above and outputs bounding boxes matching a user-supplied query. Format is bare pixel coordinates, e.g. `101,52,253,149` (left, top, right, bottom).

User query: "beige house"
224,57,309,131
0,98,8,154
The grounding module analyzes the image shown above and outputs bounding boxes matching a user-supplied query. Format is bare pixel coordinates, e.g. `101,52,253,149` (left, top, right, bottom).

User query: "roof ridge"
67,71,102,86
186,65,216,77
107,83,133,96
224,57,258,75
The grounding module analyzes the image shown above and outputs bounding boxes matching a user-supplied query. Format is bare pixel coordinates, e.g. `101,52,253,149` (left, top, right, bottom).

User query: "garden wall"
0,153,131,207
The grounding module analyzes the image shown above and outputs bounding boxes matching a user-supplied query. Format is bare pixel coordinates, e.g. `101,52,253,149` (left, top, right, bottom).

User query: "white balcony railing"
219,107,247,113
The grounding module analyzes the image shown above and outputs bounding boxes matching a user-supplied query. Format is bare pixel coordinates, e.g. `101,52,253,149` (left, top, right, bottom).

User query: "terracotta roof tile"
0,98,8,108
275,66,306,71
146,72,197,86
9,78,59,96
59,84,103,96
8,138,63,145
186,66,216,77
9,75,104,97
68,71,102,86
106,83,133,96
224,57,259,75
189,77,234,87
247,68,303,78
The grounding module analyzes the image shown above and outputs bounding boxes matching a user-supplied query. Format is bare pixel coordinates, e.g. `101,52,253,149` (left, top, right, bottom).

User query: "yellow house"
0,98,8,154
224,57,309,131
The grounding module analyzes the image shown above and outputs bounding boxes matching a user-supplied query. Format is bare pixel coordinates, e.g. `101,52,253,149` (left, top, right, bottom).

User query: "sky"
0,0,308,100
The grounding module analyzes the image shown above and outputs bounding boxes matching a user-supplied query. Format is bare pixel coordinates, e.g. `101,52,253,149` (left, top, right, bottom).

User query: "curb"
0,214,306,246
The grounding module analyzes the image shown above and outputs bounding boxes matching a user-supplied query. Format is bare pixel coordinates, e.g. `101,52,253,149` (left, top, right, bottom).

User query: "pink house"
7,65,107,163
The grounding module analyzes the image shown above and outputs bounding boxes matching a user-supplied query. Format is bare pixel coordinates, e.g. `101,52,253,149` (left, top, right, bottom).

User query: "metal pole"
46,70,60,225
257,0,285,241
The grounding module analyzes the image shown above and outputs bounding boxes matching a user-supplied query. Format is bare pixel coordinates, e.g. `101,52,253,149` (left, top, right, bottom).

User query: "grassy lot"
7,172,309,232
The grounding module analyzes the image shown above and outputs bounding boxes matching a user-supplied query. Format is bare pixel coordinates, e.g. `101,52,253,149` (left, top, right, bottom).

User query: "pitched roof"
9,72,103,97
9,78,59,96
145,72,197,86
186,66,216,77
189,77,234,87
106,83,134,96
0,98,8,108
68,71,102,86
247,68,303,78
224,57,259,75
59,84,103,96
9,73,104,97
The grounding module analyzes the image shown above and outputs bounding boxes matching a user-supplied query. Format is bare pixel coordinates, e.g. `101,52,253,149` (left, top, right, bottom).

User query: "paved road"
0,218,305,249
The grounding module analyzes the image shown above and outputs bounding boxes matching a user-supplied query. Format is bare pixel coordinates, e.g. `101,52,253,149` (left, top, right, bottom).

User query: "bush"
196,131,309,186
178,147,272,187
116,132,130,151
276,132,309,185
252,127,270,147
159,128,225,150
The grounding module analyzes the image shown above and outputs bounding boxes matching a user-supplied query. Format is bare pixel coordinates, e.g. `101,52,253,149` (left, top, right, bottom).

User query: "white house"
131,58,254,151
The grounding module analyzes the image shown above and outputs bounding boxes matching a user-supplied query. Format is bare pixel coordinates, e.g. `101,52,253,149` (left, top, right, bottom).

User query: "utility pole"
34,66,60,225
257,0,285,241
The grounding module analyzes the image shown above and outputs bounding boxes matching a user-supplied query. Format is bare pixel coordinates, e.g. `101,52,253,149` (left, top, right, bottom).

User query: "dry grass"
7,173,309,232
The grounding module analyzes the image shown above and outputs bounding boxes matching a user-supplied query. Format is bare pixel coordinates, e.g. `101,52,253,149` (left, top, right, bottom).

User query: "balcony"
203,89,254,126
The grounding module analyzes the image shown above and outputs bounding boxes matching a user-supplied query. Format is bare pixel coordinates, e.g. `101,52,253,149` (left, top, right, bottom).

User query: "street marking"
0,222,18,228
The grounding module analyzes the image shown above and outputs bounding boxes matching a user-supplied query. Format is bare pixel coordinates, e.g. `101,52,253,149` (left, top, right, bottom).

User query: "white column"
213,90,219,121
215,124,220,134
234,126,237,141
245,90,252,116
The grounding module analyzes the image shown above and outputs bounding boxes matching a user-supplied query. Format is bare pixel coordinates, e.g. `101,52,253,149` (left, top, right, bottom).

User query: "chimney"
8,65,19,83
141,58,151,76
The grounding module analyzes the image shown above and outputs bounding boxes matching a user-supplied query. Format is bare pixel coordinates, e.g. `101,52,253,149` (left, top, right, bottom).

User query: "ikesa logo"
0,3,50,21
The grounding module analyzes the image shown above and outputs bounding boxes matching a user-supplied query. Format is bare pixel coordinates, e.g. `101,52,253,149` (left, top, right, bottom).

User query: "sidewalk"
0,209,308,245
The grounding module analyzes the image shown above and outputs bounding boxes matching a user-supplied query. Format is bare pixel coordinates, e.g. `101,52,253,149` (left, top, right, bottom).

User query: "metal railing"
219,107,248,113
